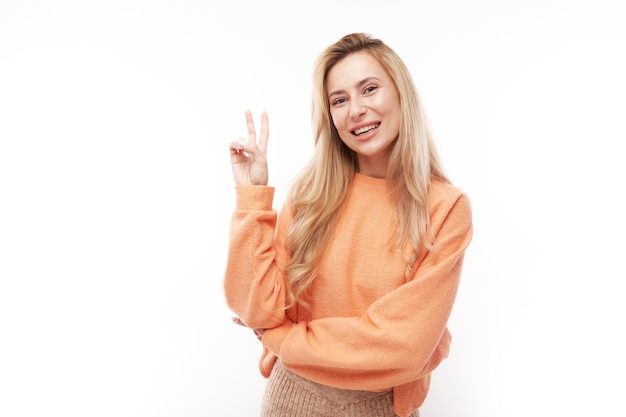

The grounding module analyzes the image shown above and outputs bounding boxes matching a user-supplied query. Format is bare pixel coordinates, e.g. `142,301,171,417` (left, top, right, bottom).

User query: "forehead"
326,51,389,88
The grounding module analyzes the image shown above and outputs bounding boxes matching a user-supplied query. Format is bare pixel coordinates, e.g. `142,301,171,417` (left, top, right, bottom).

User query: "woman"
225,32,472,417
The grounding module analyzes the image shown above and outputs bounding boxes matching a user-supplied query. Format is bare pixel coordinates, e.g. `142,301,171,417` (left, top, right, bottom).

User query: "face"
326,51,401,178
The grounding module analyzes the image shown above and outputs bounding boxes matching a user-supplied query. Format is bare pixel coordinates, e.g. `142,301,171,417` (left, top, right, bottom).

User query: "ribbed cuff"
262,320,296,356
235,185,275,210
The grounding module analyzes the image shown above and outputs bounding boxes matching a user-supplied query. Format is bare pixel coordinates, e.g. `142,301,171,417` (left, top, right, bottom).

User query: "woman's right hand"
229,110,269,186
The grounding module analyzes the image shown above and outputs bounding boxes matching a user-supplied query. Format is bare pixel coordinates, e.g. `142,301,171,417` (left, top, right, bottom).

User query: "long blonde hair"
284,33,448,309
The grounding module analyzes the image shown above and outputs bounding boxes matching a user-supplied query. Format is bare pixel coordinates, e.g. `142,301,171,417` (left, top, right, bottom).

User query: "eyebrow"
328,76,382,99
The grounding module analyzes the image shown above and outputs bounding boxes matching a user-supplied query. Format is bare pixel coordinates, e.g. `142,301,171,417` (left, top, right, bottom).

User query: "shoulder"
429,178,469,205
428,179,472,225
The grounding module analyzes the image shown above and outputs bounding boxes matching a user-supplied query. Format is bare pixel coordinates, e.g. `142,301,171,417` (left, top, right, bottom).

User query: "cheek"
329,109,346,130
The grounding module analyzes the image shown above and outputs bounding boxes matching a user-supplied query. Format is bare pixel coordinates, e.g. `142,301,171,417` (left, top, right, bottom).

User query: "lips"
352,123,380,136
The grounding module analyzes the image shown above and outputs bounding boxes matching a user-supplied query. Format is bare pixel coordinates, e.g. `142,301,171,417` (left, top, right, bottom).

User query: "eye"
364,85,378,94
331,97,347,106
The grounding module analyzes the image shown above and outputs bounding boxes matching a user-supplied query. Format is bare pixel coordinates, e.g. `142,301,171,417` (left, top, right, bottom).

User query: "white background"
1,0,625,416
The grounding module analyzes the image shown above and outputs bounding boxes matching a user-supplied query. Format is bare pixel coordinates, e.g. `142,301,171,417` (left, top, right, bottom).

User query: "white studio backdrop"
1,1,624,416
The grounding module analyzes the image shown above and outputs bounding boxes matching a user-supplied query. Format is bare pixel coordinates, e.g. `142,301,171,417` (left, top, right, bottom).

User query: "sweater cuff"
262,320,296,356
235,185,275,210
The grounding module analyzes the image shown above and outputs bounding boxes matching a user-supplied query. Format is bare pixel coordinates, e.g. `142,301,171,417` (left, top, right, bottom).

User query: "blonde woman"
225,32,473,417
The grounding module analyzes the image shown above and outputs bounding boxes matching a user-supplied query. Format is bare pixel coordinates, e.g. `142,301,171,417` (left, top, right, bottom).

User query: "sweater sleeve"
261,192,473,391
223,185,291,329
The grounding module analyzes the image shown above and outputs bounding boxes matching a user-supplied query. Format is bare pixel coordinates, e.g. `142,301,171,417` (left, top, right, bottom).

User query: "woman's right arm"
223,186,291,329
224,110,290,329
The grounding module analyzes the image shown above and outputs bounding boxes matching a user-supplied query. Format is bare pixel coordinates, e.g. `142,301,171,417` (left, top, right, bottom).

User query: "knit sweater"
224,173,473,417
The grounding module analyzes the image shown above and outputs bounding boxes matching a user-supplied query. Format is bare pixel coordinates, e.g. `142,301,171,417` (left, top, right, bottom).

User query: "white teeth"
354,123,379,135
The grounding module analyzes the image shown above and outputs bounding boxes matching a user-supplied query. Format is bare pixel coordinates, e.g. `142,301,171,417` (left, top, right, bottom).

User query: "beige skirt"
260,360,419,417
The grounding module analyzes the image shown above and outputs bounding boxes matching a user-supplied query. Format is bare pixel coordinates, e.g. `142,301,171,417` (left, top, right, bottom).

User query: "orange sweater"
224,173,473,417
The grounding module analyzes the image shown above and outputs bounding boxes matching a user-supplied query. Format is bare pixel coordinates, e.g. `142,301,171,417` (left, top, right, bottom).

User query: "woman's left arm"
261,192,473,390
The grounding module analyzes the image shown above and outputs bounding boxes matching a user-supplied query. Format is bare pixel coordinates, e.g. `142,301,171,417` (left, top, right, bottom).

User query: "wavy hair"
284,33,449,310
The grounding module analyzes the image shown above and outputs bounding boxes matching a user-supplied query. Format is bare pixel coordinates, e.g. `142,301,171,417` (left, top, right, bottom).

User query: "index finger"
245,110,257,146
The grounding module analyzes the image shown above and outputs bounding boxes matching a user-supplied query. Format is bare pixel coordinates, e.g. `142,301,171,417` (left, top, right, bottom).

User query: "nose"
349,98,366,119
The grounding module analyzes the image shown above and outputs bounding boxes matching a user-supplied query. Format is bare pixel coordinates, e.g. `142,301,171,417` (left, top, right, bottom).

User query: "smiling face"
326,50,401,179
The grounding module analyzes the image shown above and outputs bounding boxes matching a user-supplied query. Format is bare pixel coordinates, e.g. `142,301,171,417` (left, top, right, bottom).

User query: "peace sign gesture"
229,110,269,186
